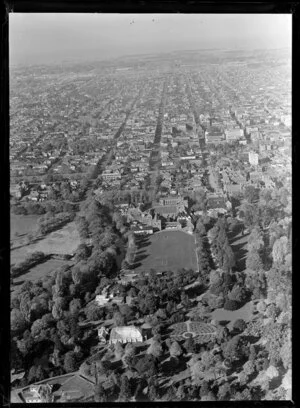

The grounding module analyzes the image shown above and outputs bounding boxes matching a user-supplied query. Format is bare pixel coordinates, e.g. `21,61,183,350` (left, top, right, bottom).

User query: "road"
207,165,220,192
148,77,169,199
113,88,143,140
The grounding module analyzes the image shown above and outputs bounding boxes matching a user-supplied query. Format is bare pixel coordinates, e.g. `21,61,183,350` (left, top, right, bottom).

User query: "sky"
9,13,292,66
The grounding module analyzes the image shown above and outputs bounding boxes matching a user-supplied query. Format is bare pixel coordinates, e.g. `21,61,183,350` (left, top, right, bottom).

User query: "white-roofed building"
109,326,144,344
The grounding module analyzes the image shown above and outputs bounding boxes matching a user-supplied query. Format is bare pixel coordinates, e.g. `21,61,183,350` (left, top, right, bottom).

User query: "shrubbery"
224,299,239,311
233,319,247,332
38,212,75,235
11,251,47,277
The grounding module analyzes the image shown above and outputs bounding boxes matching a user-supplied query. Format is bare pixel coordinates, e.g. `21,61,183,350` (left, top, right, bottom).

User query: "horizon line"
10,46,290,69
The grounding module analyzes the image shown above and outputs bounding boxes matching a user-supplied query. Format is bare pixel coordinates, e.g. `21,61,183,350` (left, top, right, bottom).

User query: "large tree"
244,185,259,204
184,336,196,354
134,354,157,377
247,227,264,252
19,292,33,322
74,243,91,262
147,339,163,359
118,375,131,402
272,236,289,266
94,384,107,402
222,335,244,363
220,244,236,272
239,202,260,229
195,218,206,235
69,298,82,315
246,250,263,272
11,309,27,335
76,216,89,240
113,311,125,327
63,351,78,373
169,341,183,358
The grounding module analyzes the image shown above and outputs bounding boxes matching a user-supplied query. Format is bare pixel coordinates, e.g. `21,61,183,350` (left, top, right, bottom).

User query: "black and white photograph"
9,9,292,403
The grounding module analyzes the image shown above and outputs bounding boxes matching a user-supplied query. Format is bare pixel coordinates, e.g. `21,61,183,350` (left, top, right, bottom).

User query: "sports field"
133,230,198,274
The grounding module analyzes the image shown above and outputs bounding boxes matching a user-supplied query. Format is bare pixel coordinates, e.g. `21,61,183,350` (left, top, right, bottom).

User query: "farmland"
133,230,198,274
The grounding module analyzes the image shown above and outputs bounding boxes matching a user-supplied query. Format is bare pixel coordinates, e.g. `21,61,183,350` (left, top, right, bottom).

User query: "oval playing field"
133,230,198,274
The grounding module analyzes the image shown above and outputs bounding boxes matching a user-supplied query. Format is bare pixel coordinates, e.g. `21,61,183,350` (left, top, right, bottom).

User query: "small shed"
140,322,153,339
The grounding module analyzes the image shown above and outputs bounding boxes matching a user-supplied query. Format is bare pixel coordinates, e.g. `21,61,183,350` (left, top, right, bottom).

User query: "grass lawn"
210,300,255,330
33,221,80,254
10,214,40,250
12,258,71,290
56,374,95,400
133,230,198,274
11,221,80,264
10,214,40,238
11,245,38,265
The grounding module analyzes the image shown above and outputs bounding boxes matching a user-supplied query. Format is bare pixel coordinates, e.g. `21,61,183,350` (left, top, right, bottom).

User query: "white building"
246,126,259,135
225,128,244,141
95,294,110,306
281,115,291,127
249,151,259,166
109,326,144,344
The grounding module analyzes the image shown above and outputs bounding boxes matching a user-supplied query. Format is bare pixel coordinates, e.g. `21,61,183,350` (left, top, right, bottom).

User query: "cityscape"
10,14,291,402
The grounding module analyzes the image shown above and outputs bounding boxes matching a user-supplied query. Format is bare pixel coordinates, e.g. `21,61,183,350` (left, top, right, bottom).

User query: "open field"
10,213,39,239
11,221,80,264
33,222,80,254
11,245,39,265
12,258,71,289
133,230,198,274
